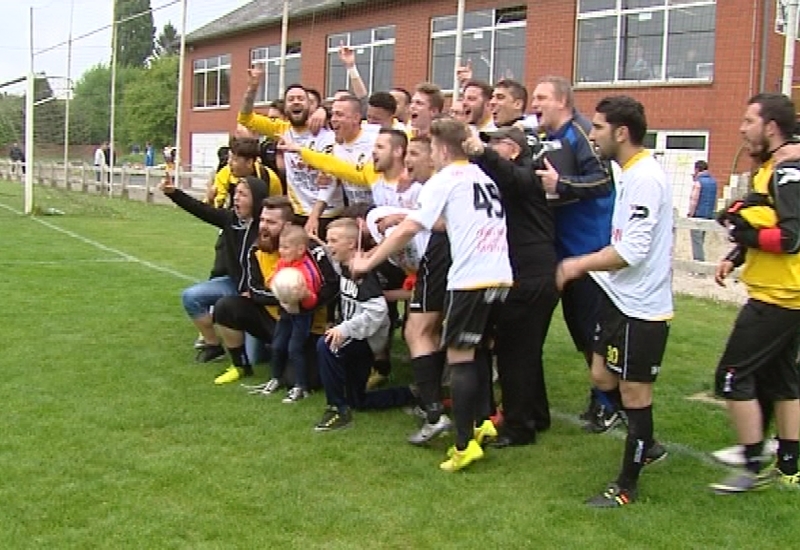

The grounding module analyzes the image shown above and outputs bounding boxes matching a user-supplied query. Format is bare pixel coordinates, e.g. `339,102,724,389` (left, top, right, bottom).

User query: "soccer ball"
270,267,307,305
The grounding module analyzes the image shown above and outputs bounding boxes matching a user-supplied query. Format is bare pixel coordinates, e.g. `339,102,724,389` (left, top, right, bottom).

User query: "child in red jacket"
266,225,323,403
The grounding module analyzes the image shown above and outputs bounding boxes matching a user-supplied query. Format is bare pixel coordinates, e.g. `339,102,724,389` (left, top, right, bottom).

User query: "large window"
192,54,231,108
326,26,395,98
576,0,716,85
251,43,302,103
431,6,526,92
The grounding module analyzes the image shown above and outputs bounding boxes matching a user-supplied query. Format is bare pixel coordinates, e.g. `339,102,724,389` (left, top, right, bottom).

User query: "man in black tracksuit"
467,126,559,446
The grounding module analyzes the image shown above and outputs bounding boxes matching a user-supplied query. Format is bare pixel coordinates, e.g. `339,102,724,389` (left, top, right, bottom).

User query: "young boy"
314,218,415,431
264,225,323,403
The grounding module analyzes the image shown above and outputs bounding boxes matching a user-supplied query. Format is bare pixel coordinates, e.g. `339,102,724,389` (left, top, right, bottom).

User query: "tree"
118,55,178,149
154,22,180,58
115,0,155,68
70,64,141,146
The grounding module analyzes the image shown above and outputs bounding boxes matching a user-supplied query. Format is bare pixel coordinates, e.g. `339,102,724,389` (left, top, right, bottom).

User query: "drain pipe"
759,0,771,92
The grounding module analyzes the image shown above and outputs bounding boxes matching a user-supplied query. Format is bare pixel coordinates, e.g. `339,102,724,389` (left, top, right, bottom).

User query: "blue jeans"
271,311,313,388
316,337,414,413
181,276,236,319
690,229,706,262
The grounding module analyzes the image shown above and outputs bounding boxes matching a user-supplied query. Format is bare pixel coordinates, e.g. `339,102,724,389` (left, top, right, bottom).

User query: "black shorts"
715,299,800,401
410,232,450,314
441,288,509,350
212,295,276,341
562,274,605,353
592,293,669,383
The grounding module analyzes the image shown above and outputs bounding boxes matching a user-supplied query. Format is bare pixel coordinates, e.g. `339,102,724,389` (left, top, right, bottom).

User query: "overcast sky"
0,0,249,94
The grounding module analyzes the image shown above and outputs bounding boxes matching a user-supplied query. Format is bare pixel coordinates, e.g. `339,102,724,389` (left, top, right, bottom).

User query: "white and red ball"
270,267,307,305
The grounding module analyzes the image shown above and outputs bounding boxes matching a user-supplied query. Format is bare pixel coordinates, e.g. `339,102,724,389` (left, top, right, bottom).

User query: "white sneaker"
254,378,282,396
711,438,779,467
282,386,309,403
408,414,452,446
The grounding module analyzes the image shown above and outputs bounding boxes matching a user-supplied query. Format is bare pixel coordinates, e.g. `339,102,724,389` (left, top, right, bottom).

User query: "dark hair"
284,83,306,96
262,195,294,222
494,79,529,109
391,87,412,105
379,128,409,157
216,146,230,173
230,137,260,160
463,80,493,101
368,91,398,115
748,92,797,141
694,160,709,172
410,135,432,149
595,95,648,146
269,99,284,113
306,88,322,106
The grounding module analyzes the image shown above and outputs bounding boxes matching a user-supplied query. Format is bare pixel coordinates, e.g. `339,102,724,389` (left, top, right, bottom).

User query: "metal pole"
63,0,75,187
24,7,34,214
278,0,289,99
452,0,466,100
782,0,800,95
109,10,118,195
174,0,188,184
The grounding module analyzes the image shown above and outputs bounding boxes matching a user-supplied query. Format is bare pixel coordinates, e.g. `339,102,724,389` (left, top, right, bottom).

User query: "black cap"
480,126,529,151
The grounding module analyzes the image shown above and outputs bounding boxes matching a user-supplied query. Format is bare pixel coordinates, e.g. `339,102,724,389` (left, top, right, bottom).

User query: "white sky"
0,0,249,94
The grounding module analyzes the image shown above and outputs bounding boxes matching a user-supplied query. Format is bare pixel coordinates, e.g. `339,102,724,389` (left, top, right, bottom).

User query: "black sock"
411,352,445,423
616,405,653,491
474,348,493,425
374,359,391,377
744,441,765,474
777,439,799,475
229,345,250,368
449,361,478,451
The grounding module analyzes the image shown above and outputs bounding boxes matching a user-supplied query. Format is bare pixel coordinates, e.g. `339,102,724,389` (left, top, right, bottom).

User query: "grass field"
0,181,797,549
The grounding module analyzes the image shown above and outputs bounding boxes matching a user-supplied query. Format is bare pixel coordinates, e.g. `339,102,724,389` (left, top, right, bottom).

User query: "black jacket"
167,175,268,292
474,148,557,280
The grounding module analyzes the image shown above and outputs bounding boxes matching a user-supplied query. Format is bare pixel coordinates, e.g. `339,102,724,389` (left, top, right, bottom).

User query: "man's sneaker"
709,469,774,494
196,345,225,363
366,369,388,390
583,406,622,434
580,394,600,422
402,405,427,420
711,438,779,467
193,334,206,349
775,468,800,490
214,366,250,385
408,414,452,446
475,419,498,446
282,386,309,403
644,441,669,466
249,378,281,396
439,439,484,472
586,483,637,508
314,407,352,432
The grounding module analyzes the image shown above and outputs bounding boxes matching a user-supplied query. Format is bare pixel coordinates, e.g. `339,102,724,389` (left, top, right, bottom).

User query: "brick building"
184,0,798,213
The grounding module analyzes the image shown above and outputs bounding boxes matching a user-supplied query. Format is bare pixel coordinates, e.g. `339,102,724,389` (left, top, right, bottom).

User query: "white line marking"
0,202,197,283
0,258,132,266
0,200,731,470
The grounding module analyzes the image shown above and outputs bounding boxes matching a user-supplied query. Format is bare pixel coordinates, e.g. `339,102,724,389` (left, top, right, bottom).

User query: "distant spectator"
687,160,718,263
9,142,24,175
94,142,107,183
144,142,155,167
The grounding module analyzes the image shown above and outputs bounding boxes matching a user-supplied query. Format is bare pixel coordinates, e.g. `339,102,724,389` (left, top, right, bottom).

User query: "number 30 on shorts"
473,182,504,218
606,345,620,366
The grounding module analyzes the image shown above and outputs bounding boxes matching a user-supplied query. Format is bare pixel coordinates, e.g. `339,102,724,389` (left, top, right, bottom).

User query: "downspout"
759,0,772,92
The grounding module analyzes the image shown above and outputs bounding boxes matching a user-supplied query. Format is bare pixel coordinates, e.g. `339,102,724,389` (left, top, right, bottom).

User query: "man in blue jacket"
687,160,718,262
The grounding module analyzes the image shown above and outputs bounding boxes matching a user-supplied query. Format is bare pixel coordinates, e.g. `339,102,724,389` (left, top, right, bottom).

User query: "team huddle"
158,52,800,507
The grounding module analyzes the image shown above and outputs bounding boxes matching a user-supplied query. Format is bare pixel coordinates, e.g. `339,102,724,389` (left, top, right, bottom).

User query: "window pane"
253,61,267,103
623,0,666,8
578,0,617,13
496,6,527,25
431,35,456,89
287,42,302,55
619,11,665,80
461,30,492,83
643,132,657,149
373,44,394,92
251,48,266,62
267,62,280,102
432,15,456,33
666,5,715,79
354,50,373,93
327,52,347,96
207,57,218,69
374,26,395,41
576,16,617,82
463,10,493,31
219,68,230,106
665,135,706,150
206,70,219,105
494,26,526,82
220,55,231,66
328,33,347,49
286,57,301,90
193,59,205,71
192,73,205,107
350,29,372,46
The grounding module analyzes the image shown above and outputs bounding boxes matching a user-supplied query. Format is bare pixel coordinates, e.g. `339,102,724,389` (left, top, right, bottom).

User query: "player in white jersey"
556,95,673,508
237,73,342,237
352,118,513,472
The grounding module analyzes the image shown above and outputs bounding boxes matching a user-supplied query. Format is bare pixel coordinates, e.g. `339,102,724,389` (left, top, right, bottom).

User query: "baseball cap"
480,126,529,152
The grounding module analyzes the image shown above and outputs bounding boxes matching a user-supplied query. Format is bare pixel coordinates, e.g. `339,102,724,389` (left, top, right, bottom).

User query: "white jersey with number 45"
407,161,513,290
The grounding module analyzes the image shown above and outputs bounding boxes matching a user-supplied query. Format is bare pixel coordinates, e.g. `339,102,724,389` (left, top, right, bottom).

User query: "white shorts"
366,205,430,273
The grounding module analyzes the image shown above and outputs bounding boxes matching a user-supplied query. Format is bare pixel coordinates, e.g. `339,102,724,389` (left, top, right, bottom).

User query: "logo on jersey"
629,204,649,221
777,167,800,186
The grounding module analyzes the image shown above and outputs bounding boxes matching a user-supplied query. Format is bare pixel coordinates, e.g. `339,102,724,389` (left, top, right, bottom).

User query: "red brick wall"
181,0,794,185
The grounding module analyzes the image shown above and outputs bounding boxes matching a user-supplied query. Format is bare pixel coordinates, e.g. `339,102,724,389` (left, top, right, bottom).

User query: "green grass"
0,181,798,549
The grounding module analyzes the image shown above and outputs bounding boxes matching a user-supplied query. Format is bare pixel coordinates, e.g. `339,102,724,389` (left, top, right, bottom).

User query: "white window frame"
250,43,302,104
430,7,527,94
575,0,716,86
325,26,396,98
192,54,231,110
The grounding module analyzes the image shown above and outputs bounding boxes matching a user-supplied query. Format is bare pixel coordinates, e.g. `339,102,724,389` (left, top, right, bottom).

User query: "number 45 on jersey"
473,181,504,218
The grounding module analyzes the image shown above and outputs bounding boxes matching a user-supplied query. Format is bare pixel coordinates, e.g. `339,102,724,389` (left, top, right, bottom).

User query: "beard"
748,135,772,164
258,232,279,253
287,109,309,128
